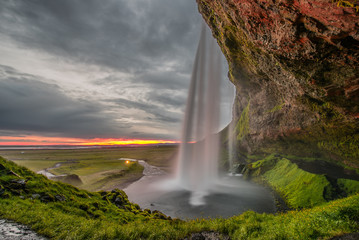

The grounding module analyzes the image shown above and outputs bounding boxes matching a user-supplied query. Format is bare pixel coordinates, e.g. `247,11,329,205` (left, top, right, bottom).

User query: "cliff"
197,0,359,170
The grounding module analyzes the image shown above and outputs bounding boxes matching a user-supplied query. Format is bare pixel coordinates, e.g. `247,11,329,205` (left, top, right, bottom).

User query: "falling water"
177,23,222,206
124,22,276,218
227,120,236,174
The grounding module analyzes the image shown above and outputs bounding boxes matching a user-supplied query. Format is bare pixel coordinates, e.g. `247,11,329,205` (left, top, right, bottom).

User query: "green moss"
334,0,359,10
245,154,359,209
266,102,285,113
317,134,359,159
245,156,330,208
236,102,250,141
337,179,359,195
263,158,329,208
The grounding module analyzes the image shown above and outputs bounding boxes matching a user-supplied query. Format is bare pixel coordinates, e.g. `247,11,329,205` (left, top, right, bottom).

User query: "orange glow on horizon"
0,135,179,146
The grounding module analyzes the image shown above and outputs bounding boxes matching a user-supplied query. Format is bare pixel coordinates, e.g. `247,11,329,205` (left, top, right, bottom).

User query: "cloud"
0,0,235,141
0,0,201,73
0,65,128,138
107,98,182,124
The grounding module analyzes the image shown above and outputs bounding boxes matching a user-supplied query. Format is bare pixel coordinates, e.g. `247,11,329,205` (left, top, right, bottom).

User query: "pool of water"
124,174,276,219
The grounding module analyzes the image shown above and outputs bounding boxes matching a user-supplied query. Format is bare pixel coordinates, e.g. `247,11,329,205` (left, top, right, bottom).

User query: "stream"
37,162,69,179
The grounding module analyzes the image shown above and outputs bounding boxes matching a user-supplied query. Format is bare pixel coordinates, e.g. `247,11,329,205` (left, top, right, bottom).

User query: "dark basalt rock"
183,231,230,240
8,179,26,189
0,163,6,171
0,185,5,196
197,0,359,169
54,194,66,202
40,194,55,203
330,233,359,240
31,193,41,199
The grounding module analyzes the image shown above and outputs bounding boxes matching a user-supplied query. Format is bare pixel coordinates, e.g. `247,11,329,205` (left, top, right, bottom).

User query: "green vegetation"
317,134,359,160
236,102,250,141
1,156,359,239
266,103,285,113
245,155,359,209
334,0,359,11
338,178,359,195
0,146,177,191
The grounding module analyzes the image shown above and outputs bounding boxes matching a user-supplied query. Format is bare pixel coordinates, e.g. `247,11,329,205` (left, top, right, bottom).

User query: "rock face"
197,0,359,168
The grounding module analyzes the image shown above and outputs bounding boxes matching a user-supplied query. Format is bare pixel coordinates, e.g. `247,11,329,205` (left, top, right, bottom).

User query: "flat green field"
0,145,178,191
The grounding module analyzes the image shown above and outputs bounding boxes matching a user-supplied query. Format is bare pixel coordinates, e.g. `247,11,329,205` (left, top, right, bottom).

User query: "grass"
263,158,329,208
0,146,177,191
1,156,359,239
0,145,177,168
245,155,359,209
266,103,285,113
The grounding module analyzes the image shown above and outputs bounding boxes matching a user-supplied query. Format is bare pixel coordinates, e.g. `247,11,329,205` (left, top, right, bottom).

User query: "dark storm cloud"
0,0,235,140
0,0,200,73
135,71,191,90
145,90,187,108
92,70,191,92
108,98,182,123
0,65,128,138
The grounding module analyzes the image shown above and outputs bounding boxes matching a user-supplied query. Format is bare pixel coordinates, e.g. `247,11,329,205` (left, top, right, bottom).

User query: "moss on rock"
244,155,359,209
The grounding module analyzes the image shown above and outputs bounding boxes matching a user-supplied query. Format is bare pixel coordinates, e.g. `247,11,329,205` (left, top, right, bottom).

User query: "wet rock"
114,197,124,206
330,232,359,240
9,179,26,189
40,194,55,203
0,219,47,240
54,194,66,202
0,163,6,171
233,163,246,174
183,231,230,240
0,186,5,196
31,194,41,199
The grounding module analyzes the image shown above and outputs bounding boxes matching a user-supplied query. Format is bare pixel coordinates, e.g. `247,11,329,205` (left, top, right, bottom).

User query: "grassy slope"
245,155,359,209
0,146,177,191
1,156,359,239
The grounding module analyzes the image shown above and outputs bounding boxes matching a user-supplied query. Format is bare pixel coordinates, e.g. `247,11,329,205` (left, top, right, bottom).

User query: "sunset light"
0,135,179,146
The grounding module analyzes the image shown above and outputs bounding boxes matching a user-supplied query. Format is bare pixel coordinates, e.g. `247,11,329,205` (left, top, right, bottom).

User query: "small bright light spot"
125,160,130,164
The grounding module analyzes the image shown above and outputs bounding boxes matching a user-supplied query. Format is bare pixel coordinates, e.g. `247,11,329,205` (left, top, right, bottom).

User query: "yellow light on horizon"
0,135,180,146
125,160,130,164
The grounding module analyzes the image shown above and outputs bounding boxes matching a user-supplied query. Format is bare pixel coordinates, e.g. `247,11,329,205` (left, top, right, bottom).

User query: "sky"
0,0,234,146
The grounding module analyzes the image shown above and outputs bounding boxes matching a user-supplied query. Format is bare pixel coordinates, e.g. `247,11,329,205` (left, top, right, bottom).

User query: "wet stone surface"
0,219,46,240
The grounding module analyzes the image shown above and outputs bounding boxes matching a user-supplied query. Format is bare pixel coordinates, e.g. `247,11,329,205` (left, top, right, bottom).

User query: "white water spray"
227,121,236,174
177,23,222,206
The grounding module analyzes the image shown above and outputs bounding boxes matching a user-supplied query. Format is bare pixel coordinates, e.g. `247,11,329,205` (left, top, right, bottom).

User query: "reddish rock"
197,0,359,167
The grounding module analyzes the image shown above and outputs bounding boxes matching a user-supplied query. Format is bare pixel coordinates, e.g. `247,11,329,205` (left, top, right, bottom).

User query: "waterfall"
177,23,222,206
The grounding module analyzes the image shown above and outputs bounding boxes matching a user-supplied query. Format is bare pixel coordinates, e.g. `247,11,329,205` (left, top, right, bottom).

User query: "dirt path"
0,219,46,240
